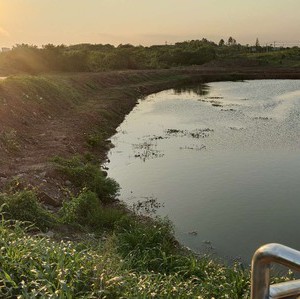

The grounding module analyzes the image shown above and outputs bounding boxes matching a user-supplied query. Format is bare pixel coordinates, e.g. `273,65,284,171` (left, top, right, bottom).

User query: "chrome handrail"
251,243,300,299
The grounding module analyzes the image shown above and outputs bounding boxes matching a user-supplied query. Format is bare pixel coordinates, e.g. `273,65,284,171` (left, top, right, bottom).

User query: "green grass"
0,188,252,298
51,155,120,203
244,48,300,67
60,189,132,231
0,129,20,152
3,75,81,105
0,190,294,298
0,218,101,298
86,132,104,148
0,190,56,231
0,213,252,298
0,160,289,297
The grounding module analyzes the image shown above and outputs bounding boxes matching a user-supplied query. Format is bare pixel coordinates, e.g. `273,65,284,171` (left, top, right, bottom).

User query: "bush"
0,191,56,230
60,190,131,231
117,218,178,272
52,156,119,203
86,133,104,148
60,190,99,224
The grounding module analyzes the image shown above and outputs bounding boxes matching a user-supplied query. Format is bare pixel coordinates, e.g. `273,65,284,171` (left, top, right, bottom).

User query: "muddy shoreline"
0,66,299,207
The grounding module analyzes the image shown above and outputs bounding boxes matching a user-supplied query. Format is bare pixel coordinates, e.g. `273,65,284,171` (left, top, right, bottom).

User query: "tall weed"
52,155,119,203
60,190,131,231
0,190,56,230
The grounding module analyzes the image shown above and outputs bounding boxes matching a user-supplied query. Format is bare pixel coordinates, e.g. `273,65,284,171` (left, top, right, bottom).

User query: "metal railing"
251,243,300,299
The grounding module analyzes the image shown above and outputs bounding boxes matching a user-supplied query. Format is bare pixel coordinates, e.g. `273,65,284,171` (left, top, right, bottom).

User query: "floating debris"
203,240,212,245
188,231,198,236
130,196,164,216
221,108,236,112
189,128,214,139
132,141,164,161
198,98,224,107
165,129,185,135
149,135,169,141
211,103,223,107
165,128,214,139
253,116,272,120
205,96,224,99
229,127,245,131
180,145,206,151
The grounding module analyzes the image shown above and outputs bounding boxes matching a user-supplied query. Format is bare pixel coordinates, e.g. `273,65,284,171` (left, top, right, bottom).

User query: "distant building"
1,47,10,52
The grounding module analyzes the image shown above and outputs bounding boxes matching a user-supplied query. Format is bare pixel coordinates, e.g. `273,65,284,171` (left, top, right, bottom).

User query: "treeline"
0,37,299,73
0,40,217,72
0,39,217,73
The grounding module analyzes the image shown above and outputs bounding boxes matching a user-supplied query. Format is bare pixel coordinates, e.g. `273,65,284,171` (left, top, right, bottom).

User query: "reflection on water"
107,80,300,263
173,84,209,96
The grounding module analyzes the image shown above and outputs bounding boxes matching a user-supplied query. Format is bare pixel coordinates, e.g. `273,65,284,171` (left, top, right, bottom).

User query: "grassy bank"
0,155,252,298
0,67,299,297
0,208,251,298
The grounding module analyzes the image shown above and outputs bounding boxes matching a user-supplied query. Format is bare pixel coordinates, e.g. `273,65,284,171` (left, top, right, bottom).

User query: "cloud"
0,27,10,37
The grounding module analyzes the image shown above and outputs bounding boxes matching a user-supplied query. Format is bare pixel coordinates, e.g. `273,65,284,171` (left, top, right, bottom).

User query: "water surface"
107,80,300,262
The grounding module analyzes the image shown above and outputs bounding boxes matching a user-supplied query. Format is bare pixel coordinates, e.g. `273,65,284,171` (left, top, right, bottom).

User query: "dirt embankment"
0,66,299,207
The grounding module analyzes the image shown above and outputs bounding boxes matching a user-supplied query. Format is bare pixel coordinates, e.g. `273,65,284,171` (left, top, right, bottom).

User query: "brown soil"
0,66,299,207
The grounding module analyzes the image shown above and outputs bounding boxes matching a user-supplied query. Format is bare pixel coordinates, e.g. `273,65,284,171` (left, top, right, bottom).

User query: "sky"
0,0,299,47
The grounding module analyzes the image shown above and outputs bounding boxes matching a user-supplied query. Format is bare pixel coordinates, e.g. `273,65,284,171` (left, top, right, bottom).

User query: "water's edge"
107,79,300,263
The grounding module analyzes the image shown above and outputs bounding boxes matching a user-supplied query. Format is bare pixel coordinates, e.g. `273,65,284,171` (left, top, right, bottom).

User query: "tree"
255,38,260,48
227,37,237,46
219,39,225,47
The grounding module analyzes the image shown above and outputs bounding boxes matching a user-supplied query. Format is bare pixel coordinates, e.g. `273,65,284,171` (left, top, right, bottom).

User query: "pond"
106,79,300,263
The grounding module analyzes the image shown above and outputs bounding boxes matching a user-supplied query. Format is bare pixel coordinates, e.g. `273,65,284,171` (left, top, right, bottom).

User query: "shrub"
60,190,131,231
116,218,178,272
60,190,99,224
0,190,56,230
86,133,103,148
52,156,119,203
